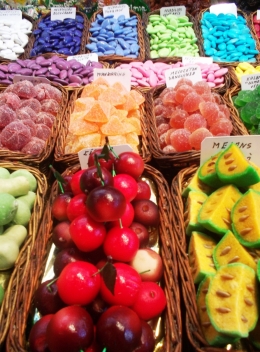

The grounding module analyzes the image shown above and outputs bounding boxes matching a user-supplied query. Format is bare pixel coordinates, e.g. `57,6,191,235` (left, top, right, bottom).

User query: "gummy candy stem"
105,136,119,159
58,182,64,194
92,261,108,277
94,154,105,186
49,165,65,194
139,269,151,275
119,218,123,229
112,164,116,177
46,277,58,292
102,349,107,352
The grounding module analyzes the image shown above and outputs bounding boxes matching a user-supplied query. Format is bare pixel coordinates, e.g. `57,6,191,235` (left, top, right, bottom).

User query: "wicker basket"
0,13,35,62
29,11,88,59
171,166,256,352
145,85,249,169
54,86,151,168
86,9,145,63
0,161,48,351
113,59,231,95
6,163,182,352
148,0,210,17
143,10,203,63
0,83,68,176
197,8,260,66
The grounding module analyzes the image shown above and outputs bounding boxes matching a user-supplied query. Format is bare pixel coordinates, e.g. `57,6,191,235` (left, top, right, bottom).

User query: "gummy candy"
41,99,60,116
0,105,16,129
35,112,55,128
21,137,45,155
162,145,176,154
193,81,211,95
20,98,42,113
184,114,207,132
21,119,37,136
175,85,195,104
1,121,31,151
35,124,51,141
182,93,203,113
210,118,233,136
169,110,189,129
157,123,170,136
11,81,37,99
175,78,193,89
162,91,177,107
156,116,168,127
189,128,213,150
35,84,62,103
199,102,220,126
0,92,21,110
165,128,176,145
16,106,37,122
170,129,191,152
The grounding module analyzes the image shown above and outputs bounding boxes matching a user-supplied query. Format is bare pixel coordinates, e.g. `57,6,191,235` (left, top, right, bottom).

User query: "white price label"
182,56,213,65
210,3,237,17
51,7,76,21
165,65,202,88
241,73,260,91
13,75,50,85
78,144,133,169
67,53,98,64
160,6,186,17
257,10,260,20
103,4,130,19
200,136,260,167
93,68,131,91
0,10,22,22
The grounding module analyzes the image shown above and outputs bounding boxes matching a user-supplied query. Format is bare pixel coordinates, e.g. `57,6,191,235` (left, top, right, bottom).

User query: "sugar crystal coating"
0,105,17,129
170,129,191,152
0,92,21,110
35,112,55,128
189,128,213,150
1,121,31,150
21,119,37,137
11,81,37,99
19,98,42,113
16,106,37,122
35,84,62,103
21,137,45,155
35,124,51,140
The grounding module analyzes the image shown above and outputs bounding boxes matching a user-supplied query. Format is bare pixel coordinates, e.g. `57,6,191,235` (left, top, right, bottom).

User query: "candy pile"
0,80,62,154
234,62,260,83
65,78,144,154
0,17,32,60
146,14,199,59
86,14,140,58
30,15,84,57
0,56,105,87
253,14,260,39
233,85,260,134
156,79,233,153
201,12,259,62
116,60,228,88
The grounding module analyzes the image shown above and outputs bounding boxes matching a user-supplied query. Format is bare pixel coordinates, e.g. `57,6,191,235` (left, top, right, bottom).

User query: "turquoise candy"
201,11,259,62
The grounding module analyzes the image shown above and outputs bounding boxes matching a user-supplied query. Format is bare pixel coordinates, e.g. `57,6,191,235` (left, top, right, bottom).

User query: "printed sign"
67,53,99,64
0,10,22,22
13,75,50,85
241,73,260,91
103,4,130,19
257,10,260,20
210,3,237,16
51,7,76,21
93,68,131,91
78,144,133,169
182,56,213,65
160,6,186,17
200,135,260,166
165,65,202,88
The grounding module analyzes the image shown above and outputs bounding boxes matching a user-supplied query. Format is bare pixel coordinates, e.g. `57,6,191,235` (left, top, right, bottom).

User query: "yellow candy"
235,66,243,74
238,62,254,71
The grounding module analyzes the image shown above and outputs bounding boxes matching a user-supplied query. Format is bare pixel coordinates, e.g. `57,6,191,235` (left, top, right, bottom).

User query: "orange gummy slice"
101,116,135,136
118,94,138,111
127,109,141,119
126,132,139,145
110,106,128,120
98,87,126,106
83,101,111,123
112,82,128,95
129,90,145,106
102,135,127,146
73,97,95,112
81,84,105,100
93,77,110,86
123,117,141,135
72,133,101,152
69,119,99,136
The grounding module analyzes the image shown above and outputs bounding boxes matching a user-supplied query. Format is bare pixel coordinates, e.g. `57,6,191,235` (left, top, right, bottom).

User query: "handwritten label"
103,4,130,19
210,3,237,16
160,6,186,17
78,144,133,169
0,10,22,22
13,75,50,85
182,56,213,65
67,53,98,64
200,135,260,166
93,68,131,91
257,10,260,20
51,7,76,21
165,65,202,88
241,73,260,91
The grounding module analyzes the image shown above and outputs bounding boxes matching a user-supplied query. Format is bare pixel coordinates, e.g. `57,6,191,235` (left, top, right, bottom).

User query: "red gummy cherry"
100,262,141,307
57,261,101,306
109,201,134,228
113,173,138,202
70,214,106,252
66,193,88,221
103,226,139,262
51,193,72,221
86,186,126,223
80,166,113,194
135,180,151,200
114,152,144,179
88,148,115,171
29,314,53,352
70,169,85,195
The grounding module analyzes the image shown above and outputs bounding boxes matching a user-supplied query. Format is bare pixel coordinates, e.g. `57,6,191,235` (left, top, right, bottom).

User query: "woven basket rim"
85,9,145,63
197,7,260,66
54,85,151,166
29,10,88,59
0,161,48,347
6,163,182,352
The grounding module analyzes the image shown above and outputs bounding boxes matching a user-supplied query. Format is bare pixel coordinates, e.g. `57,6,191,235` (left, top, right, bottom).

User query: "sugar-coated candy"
0,93,21,110
20,98,41,113
21,137,46,155
0,104,16,128
35,124,51,141
1,121,31,151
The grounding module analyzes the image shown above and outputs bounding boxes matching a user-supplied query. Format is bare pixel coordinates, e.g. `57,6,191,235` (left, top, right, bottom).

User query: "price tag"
13,75,50,85
241,73,260,91
210,3,237,17
182,56,213,65
257,10,260,20
103,4,130,19
67,53,98,64
78,144,133,169
93,68,131,91
51,7,76,21
160,6,186,17
0,10,22,22
165,65,202,88
200,135,260,167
